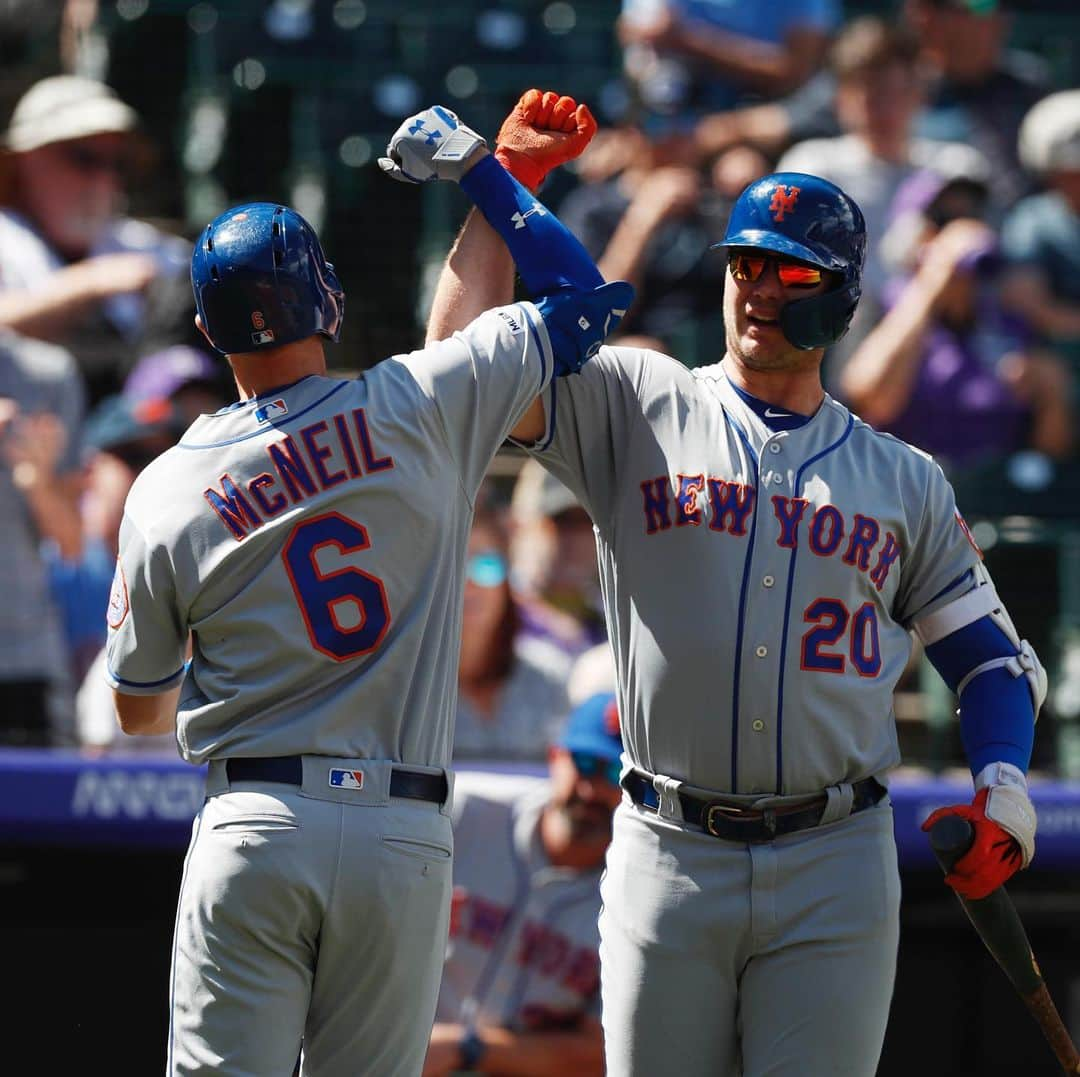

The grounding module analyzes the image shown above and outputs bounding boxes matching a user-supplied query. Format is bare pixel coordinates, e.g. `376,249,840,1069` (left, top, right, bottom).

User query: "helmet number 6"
283,512,391,661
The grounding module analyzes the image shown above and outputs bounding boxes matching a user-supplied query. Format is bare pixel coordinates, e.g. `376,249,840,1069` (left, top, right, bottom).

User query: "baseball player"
106,164,632,1074
424,691,622,1076
405,90,1048,1076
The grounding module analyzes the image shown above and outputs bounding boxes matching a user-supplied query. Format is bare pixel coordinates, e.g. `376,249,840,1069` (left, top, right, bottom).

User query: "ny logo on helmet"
769,185,801,221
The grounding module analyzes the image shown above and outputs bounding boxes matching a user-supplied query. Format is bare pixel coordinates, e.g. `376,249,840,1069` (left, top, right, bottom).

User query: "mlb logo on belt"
254,398,288,423
329,768,364,790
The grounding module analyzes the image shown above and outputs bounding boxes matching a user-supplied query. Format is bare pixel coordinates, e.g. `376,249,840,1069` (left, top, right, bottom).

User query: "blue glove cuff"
536,281,634,376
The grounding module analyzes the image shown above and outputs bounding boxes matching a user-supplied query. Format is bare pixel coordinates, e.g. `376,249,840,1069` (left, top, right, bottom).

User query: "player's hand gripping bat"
928,814,1080,1074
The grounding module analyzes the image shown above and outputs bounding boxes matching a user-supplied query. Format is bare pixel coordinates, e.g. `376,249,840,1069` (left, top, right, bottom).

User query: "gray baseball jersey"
106,303,555,1077
524,345,984,1076
437,771,603,1030
106,303,553,769
527,347,981,795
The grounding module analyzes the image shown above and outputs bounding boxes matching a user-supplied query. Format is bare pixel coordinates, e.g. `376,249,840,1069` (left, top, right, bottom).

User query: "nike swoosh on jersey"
764,408,792,418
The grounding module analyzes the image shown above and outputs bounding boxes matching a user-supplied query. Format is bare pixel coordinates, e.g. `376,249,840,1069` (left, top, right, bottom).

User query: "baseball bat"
929,815,1080,1074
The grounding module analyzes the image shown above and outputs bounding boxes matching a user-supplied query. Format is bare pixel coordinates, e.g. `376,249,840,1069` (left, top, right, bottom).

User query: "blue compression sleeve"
459,154,603,296
924,614,1034,775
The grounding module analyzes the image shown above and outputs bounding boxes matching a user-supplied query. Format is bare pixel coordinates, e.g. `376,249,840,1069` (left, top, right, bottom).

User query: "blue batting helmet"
191,202,344,355
713,172,866,350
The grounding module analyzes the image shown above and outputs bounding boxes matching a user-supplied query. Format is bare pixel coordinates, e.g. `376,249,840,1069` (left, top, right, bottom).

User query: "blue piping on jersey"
538,378,558,453
109,664,187,689
927,567,973,606
178,381,352,449
774,413,854,792
520,302,549,394
724,410,760,791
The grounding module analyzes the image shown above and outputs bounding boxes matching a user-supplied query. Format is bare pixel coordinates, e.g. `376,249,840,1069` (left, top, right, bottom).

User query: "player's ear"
194,313,212,345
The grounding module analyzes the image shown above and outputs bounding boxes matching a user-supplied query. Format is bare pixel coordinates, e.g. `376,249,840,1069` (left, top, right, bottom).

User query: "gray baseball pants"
168,759,453,1076
599,797,900,1076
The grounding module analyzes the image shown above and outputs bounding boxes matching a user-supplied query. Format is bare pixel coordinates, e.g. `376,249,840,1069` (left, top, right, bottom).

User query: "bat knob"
929,815,975,874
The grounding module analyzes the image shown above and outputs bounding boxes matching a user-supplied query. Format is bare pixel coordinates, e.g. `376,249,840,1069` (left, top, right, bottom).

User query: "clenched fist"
494,88,598,192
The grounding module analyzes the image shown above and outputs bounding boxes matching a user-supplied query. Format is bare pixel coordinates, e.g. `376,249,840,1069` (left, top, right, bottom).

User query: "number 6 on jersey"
283,512,391,661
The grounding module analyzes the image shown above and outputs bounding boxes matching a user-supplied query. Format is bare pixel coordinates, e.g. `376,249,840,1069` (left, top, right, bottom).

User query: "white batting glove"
975,761,1037,868
378,105,487,184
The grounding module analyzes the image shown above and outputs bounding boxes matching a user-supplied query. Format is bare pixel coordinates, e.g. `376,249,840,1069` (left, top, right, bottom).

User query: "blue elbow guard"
536,281,635,376
925,614,1035,775
459,154,603,296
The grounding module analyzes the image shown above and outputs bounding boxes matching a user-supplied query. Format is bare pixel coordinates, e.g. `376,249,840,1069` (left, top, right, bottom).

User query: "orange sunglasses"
728,252,823,288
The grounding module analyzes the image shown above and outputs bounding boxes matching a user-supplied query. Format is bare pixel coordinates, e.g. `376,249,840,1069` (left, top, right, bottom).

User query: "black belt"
623,771,886,843
225,756,448,805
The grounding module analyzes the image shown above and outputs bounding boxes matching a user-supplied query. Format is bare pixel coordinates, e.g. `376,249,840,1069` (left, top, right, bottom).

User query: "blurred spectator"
509,459,604,652
0,74,196,405
557,124,768,355
49,393,186,690
775,19,984,300
841,168,1073,471
455,497,576,764
123,344,227,423
1000,90,1080,371
568,642,617,709
618,0,840,125
0,330,84,745
425,692,622,1077
63,392,187,754
776,17,989,389
903,0,1052,216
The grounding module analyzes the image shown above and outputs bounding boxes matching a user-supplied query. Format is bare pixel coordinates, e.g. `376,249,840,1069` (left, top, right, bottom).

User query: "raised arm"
381,93,632,440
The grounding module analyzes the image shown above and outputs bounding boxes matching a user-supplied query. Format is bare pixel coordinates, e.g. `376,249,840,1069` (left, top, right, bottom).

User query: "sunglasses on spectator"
57,142,129,177
467,551,507,588
728,253,823,288
569,751,622,786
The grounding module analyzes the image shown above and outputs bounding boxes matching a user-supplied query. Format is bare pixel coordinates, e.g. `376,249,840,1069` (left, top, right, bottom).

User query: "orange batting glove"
494,88,598,192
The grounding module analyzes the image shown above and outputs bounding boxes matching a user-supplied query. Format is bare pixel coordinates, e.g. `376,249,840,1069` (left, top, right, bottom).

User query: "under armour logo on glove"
408,119,443,145
379,105,487,184
536,281,635,376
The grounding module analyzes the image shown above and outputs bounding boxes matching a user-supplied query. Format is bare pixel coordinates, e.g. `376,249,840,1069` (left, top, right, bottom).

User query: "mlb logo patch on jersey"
254,398,288,423
329,768,364,790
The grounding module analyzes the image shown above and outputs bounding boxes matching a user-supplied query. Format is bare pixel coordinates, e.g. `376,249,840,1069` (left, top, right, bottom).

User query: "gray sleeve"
894,459,982,627
519,345,650,529
398,303,554,499
104,513,188,694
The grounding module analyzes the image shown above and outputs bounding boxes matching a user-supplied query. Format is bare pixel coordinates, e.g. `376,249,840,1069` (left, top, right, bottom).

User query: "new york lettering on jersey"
533,348,981,794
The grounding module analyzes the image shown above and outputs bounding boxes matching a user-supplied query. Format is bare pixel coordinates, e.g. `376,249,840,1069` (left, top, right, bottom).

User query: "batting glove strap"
983,782,1036,869
921,785,1034,899
378,105,487,185
536,281,634,376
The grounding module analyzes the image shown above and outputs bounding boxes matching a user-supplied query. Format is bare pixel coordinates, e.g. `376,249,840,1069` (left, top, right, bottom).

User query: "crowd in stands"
0,0,1075,784
0,4,1072,1071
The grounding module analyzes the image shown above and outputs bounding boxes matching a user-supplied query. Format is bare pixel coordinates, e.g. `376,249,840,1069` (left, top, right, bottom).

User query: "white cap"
510,457,581,521
1018,90,1080,175
3,75,138,153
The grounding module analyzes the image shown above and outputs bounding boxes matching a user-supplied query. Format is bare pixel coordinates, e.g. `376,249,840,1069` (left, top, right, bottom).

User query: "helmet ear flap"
779,279,861,351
